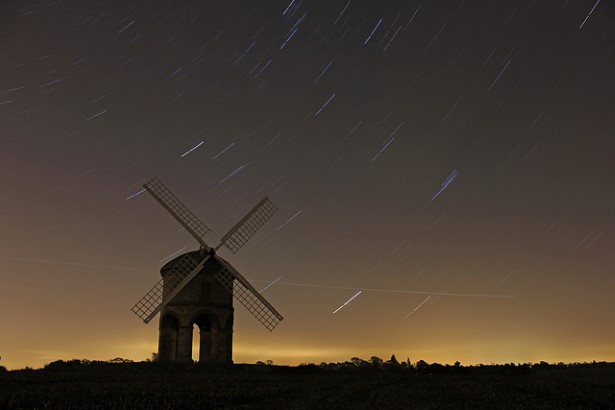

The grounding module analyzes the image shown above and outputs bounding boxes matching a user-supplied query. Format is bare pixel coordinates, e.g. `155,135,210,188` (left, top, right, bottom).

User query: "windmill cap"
160,250,203,277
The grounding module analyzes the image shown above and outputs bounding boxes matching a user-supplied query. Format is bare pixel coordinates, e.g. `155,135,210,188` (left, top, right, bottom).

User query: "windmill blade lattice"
214,258,283,331
131,253,203,323
143,177,211,249
219,196,277,253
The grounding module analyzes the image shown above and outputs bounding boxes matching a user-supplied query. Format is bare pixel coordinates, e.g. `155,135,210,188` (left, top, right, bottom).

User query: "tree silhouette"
415,360,429,371
370,356,383,368
387,354,400,367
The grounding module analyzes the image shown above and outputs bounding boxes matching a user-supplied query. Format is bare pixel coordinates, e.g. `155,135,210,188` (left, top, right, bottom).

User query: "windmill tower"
131,177,283,364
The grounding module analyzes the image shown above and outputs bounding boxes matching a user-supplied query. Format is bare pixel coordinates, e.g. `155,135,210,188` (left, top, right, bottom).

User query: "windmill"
131,177,283,363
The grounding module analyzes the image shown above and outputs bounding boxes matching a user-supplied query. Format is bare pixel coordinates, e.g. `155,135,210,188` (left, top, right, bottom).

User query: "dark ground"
1,361,614,409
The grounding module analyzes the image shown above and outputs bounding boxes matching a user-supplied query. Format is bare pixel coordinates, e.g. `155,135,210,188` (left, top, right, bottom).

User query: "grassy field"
1,361,614,409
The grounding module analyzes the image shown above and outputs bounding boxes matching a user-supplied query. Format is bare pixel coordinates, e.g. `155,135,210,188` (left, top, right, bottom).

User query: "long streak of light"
279,28,298,49
282,0,296,15
267,133,281,146
0,256,151,272
255,59,272,78
497,269,516,287
343,120,362,141
371,138,394,162
313,61,332,83
251,280,513,298
1,86,26,93
579,0,601,29
260,276,282,292
383,25,402,51
403,296,431,319
1,254,515,299
118,20,135,34
431,170,459,201
220,163,249,184
334,1,351,24
234,41,255,65
584,231,603,250
314,93,335,116
488,60,511,91
126,188,146,200
276,210,302,231
404,5,421,31
372,121,404,162
167,67,182,79
333,291,362,314
159,247,187,263
85,109,108,121
425,23,446,51
364,18,382,45
212,142,235,159
575,232,594,250
180,141,205,158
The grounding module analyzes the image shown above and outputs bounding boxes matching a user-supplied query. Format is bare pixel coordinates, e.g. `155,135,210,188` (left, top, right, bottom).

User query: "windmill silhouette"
131,177,283,363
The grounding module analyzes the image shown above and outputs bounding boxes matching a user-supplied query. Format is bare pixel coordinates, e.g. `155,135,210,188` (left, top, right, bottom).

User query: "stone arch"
158,312,179,362
192,311,221,363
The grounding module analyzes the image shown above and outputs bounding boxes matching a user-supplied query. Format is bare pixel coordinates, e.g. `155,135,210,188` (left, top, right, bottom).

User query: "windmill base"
158,307,233,364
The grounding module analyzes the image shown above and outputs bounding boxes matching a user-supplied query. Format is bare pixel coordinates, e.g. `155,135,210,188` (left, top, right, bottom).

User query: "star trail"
0,0,614,370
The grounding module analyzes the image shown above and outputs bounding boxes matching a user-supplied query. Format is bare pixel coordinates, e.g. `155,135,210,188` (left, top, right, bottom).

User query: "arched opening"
158,313,179,362
193,314,214,363
191,319,211,362
192,324,200,362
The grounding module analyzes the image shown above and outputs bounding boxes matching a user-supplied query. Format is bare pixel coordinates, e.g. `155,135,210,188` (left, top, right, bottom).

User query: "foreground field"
1,362,614,409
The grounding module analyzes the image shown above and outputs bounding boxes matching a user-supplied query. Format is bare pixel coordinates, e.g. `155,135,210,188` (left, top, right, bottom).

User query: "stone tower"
157,251,233,363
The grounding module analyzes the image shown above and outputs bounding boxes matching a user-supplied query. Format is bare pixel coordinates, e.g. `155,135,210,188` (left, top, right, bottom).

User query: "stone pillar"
225,329,233,363
211,329,220,360
158,313,179,362
199,330,211,363
175,325,194,362
157,330,177,362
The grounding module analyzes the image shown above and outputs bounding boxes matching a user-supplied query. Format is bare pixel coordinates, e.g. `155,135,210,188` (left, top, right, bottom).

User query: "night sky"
1,0,614,370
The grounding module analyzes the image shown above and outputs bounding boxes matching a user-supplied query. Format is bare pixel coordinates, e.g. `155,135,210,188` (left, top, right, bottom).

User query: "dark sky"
1,0,614,369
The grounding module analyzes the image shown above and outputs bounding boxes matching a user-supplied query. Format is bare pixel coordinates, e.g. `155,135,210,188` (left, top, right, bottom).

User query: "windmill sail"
131,252,210,323
133,177,283,330
218,196,277,253
214,257,283,331
143,177,211,250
